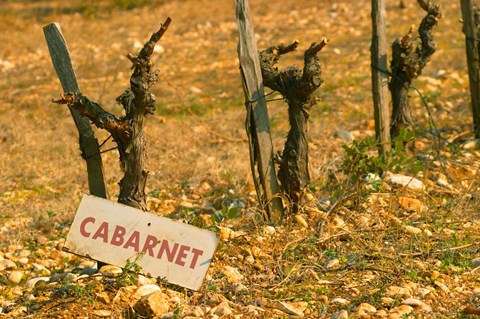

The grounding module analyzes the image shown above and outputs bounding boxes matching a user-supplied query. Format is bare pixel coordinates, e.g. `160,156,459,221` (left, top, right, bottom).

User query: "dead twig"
398,241,479,257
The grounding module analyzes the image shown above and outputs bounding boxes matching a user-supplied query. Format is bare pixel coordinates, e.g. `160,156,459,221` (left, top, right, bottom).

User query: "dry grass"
0,0,479,318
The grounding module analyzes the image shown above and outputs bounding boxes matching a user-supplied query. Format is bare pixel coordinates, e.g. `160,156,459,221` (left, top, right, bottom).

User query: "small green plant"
173,307,182,319
340,129,424,187
211,202,240,225
116,255,143,287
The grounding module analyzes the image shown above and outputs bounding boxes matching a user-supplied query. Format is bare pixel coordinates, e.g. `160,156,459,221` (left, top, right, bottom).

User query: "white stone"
263,226,276,235
222,266,243,283
389,305,414,318
93,310,112,317
132,284,161,302
99,265,123,277
0,259,17,271
294,215,309,228
416,287,432,298
275,301,304,317
133,290,169,317
135,274,155,286
402,225,422,235
434,281,450,294
463,140,478,150
7,271,24,284
386,173,424,190
32,263,51,276
402,298,432,312
18,250,31,258
356,303,377,316
330,310,348,319
17,257,29,265
214,302,232,316
26,277,50,288
189,86,202,94
385,286,411,297
326,259,340,269
471,257,480,269
331,297,350,305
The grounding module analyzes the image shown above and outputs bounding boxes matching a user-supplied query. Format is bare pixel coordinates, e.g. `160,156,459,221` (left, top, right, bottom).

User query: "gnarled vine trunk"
54,18,171,211
389,0,440,139
259,39,327,212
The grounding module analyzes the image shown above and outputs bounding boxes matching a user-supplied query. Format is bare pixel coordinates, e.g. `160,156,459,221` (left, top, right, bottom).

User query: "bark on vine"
54,17,171,211
259,39,328,212
389,0,440,139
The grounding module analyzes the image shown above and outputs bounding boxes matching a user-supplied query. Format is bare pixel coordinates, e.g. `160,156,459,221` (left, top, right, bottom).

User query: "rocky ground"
1,0,480,318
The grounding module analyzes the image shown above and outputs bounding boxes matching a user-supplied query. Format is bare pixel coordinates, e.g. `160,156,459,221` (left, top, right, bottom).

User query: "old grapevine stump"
389,0,441,139
259,39,328,213
53,18,171,210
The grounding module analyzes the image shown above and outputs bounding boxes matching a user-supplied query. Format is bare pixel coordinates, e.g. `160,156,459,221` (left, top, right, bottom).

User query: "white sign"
64,194,218,290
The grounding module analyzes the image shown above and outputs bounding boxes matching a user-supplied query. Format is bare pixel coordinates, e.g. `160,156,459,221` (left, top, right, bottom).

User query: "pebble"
95,292,110,304
385,286,411,298
17,257,29,265
26,277,50,288
187,306,204,317
188,86,202,94
135,274,155,286
222,266,244,283
331,309,348,319
386,173,424,191
462,140,478,150
326,259,340,269
263,225,276,235
436,177,449,187
99,265,122,277
275,301,304,317
471,257,480,269
355,303,376,317
402,298,432,312
219,227,235,240
294,215,309,228
0,259,17,271
93,310,112,317
389,305,414,318
416,287,432,298
207,293,228,306
214,302,232,316
132,284,161,302
18,250,31,258
242,305,260,315
32,263,51,276
331,297,350,305
333,130,354,141
7,271,24,284
398,197,422,212
402,225,423,235
133,290,169,317
434,281,450,294
318,295,329,304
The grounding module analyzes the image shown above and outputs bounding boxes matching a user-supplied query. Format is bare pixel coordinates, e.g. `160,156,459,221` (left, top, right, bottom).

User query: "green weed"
340,129,424,187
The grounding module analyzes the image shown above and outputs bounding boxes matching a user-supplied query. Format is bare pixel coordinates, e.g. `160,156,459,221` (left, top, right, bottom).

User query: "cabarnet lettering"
64,195,218,290
79,217,204,269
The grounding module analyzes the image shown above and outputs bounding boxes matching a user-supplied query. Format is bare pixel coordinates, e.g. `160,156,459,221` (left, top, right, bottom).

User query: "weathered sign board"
64,195,218,290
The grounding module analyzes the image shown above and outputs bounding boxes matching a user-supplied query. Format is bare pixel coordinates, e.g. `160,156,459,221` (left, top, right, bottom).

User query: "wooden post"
461,0,480,138
44,23,108,198
371,0,391,154
236,0,284,221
